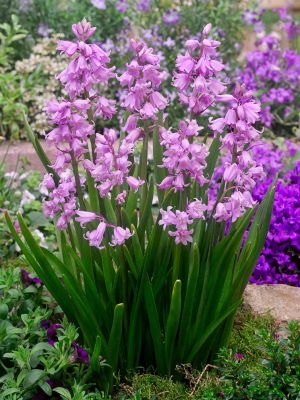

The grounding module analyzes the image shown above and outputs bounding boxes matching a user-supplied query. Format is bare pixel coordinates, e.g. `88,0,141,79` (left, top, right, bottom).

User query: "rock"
244,284,300,324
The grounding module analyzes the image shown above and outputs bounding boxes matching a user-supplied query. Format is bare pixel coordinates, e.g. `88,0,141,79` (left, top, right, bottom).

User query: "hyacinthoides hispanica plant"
6,20,275,391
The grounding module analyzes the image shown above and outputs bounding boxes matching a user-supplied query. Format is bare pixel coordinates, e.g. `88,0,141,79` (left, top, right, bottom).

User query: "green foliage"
0,159,56,259
0,16,28,140
0,261,110,399
2,0,124,56
0,15,27,67
199,321,300,399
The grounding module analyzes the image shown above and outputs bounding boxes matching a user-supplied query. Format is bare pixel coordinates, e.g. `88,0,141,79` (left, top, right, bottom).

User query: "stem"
139,120,150,182
71,152,86,210
172,244,182,285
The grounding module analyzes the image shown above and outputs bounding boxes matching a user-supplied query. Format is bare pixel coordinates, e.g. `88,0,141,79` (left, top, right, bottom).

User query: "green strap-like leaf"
165,279,182,372
187,299,242,362
178,244,200,358
22,111,59,183
5,213,75,322
107,303,124,388
144,274,165,373
90,336,102,373
235,179,276,293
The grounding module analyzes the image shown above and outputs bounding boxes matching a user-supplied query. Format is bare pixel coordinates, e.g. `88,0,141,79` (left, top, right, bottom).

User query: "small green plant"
0,15,27,67
0,160,56,259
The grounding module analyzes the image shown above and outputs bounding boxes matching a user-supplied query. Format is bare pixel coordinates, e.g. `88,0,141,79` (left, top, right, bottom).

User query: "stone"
244,284,300,324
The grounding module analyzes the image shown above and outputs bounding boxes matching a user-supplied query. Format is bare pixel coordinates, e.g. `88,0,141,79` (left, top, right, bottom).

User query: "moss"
116,309,277,399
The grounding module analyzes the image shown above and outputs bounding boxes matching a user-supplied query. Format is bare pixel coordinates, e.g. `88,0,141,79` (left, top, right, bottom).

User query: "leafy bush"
0,16,28,140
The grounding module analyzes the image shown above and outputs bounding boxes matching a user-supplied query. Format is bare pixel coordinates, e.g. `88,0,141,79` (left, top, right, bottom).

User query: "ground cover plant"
5,18,276,393
251,141,300,286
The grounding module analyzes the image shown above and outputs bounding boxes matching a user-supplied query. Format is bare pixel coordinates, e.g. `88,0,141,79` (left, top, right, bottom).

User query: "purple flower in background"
46,323,62,346
41,322,90,364
249,142,300,287
72,342,90,364
20,269,43,286
242,9,264,32
137,0,151,12
37,23,51,37
162,9,181,26
284,21,300,41
90,0,106,9
239,24,300,130
116,0,128,13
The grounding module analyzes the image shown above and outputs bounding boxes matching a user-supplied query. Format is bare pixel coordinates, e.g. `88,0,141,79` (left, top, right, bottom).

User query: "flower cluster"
209,84,263,222
173,23,226,115
83,127,143,198
211,139,300,286
41,20,150,249
119,38,167,120
159,200,207,245
158,119,208,191
57,19,115,99
42,171,77,230
156,24,263,243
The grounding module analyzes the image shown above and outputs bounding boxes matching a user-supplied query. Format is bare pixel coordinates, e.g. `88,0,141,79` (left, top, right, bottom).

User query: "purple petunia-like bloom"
72,342,90,364
20,269,43,286
41,322,90,364
46,323,63,346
